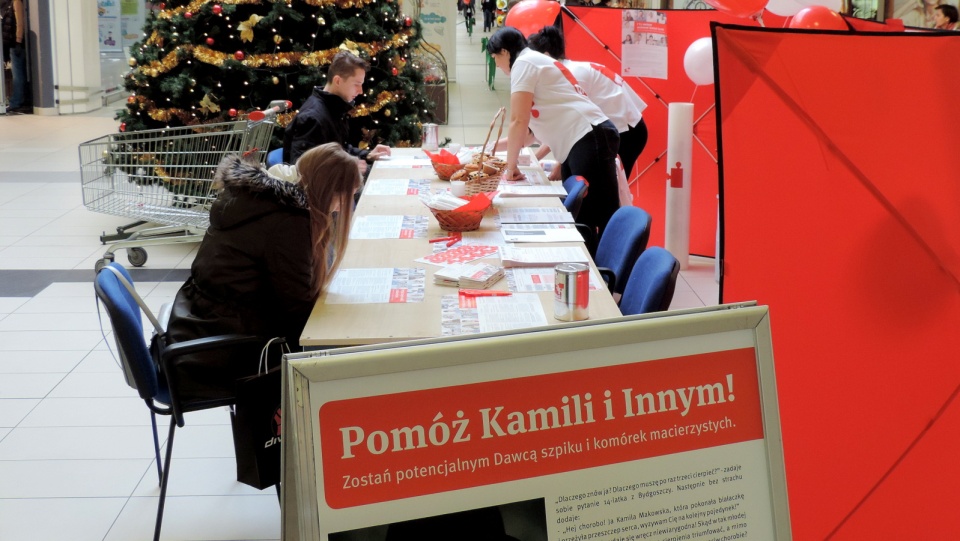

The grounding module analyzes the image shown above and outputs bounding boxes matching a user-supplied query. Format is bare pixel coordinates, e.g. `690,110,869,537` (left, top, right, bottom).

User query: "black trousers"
560,120,621,237
617,118,648,182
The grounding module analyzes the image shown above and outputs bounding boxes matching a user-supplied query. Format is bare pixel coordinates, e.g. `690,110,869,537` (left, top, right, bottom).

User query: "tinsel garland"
135,31,412,78
157,0,376,19
135,90,400,125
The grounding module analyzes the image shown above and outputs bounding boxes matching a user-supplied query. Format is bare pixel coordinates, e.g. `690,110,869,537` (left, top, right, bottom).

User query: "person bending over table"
528,25,648,185
164,143,361,400
486,27,621,237
282,51,391,173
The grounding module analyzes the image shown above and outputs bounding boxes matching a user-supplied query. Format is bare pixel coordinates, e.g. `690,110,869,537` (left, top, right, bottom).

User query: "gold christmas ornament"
273,34,282,44
318,16,326,25
383,109,391,117
238,14,263,42
272,76,280,84
339,40,361,56
129,57,137,67
199,93,221,114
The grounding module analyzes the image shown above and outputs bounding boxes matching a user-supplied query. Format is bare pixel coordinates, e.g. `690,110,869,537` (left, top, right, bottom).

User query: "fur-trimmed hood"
210,154,308,230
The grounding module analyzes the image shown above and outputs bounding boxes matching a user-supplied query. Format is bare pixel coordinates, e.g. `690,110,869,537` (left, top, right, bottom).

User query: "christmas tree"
117,0,438,149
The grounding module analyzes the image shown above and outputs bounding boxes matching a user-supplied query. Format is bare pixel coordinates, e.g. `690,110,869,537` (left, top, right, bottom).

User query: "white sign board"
281,304,791,541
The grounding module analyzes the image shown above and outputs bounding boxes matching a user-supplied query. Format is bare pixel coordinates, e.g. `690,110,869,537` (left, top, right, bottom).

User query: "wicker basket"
429,206,486,232
432,161,466,181
464,174,501,196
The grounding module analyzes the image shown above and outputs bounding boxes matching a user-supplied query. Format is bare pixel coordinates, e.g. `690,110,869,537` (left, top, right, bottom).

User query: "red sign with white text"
318,348,763,509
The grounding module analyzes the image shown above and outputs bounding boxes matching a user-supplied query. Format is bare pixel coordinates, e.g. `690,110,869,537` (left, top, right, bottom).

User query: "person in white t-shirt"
486,26,621,236
528,25,648,183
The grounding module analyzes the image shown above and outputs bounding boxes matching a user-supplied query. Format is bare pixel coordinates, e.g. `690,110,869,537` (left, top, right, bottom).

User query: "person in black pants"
482,0,496,32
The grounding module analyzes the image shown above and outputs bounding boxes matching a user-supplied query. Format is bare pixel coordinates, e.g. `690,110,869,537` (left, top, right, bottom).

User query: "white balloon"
765,0,805,16
683,37,714,87
795,0,842,12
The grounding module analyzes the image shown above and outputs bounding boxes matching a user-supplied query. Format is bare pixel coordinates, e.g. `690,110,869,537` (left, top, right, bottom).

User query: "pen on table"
429,235,461,247
459,289,512,297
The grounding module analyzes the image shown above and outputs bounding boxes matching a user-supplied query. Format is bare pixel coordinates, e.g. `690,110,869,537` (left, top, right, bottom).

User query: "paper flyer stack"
434,263,504,288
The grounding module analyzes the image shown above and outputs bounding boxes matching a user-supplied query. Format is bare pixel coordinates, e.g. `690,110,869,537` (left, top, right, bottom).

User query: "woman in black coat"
164,143,360,400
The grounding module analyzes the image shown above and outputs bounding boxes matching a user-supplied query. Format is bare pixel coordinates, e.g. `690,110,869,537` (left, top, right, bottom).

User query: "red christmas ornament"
228,108,238,117
159,2,165,9
404,16,412,26
184,11,193,19
120,122,127,132
234,50,245,61
391,67,398,76
206,37,215,46
212,4,222,15
127,95,135,104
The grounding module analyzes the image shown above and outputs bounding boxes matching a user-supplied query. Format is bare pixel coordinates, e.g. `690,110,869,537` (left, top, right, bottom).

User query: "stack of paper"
434,263,504,288
497,207,575,224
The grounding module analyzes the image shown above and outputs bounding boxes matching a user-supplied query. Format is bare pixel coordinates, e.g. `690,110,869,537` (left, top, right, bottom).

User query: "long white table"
299,148,622,347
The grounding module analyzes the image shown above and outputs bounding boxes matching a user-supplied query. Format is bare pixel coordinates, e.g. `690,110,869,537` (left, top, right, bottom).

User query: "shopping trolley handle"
247,100,293,122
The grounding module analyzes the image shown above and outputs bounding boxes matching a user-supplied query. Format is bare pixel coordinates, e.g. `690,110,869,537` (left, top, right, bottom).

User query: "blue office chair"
266,148,284,168
618,247,681,315
562,175,589,220
594,206,652,296
94,263,261,541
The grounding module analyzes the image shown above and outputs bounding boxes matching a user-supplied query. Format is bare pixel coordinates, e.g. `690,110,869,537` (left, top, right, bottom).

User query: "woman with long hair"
164,142,360,400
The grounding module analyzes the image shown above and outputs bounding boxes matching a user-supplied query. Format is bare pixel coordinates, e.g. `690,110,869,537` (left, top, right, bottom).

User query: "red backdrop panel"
716,25,960,540
563,8,752,257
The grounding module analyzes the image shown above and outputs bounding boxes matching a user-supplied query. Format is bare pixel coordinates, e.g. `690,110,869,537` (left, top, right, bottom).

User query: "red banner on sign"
318,348,763,509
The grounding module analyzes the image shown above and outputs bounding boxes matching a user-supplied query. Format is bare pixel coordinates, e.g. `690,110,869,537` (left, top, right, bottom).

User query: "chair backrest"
619,247,681,315
266,148,284,168
562,175,589,220
594,206,652,296
94,263,161,400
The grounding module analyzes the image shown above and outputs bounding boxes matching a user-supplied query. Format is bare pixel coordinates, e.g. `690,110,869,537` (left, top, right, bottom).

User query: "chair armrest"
159,334,263,361
575,223,598,258
157,302,172,332
597,267,616,294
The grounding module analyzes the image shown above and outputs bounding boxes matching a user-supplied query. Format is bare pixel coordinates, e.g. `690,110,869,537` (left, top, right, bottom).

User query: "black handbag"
230,337,288,490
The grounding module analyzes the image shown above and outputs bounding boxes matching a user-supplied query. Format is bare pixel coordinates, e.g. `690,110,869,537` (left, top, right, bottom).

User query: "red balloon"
504,0,561,38
703,0,768,18
788,5,848,29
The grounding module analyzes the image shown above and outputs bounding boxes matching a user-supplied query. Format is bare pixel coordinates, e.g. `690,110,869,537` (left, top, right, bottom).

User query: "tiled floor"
0,17,717,541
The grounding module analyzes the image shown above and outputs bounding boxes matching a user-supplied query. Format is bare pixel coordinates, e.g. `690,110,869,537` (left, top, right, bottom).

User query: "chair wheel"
127,247,148,267
95,254,116,272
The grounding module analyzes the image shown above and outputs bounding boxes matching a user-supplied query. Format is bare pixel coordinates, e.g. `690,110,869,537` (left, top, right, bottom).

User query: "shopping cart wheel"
127,248,148,267
95,253,115,273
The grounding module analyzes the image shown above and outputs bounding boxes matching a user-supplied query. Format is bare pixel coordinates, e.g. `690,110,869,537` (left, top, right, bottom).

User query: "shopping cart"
79,102,288,271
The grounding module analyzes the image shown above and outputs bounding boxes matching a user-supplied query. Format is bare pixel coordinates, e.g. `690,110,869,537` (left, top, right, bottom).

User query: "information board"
282,304,790,541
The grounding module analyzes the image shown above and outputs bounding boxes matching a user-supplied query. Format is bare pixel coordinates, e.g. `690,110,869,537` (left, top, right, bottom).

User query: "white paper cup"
450,181,467,197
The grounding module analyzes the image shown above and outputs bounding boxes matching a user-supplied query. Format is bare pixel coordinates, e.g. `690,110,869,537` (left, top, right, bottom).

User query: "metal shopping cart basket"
79,114,279,271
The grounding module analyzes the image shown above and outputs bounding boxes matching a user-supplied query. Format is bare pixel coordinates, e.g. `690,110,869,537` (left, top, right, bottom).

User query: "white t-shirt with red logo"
510,49,608,163
565,60,647,133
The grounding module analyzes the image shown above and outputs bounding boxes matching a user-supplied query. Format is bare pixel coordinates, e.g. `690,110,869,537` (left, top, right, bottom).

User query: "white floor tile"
163,423,236,459
132,457,263,497
0,459,152,498
20,397,154,427
48,371,141,399
0,426,160,460
35,281,102,297
0,427,9,440
0,297,29,313
0,373,66,398
0,498,127,541
73,349,127,373
0,398,40,427
105,494,280,541
0,350,88,373
0,330,105,351
12,296,100,314
0,312,105,331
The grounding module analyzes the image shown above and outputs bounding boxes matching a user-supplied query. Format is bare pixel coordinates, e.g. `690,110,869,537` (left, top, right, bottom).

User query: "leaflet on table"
415,245,500,266
324,268,425,304
501,224,585,244
433,263,504,288
376,154,432,166
462,146,535,166
499,246,590,268
460,230,507,247
496,184,568,198
311,347,777,539
440,292,547,335
497,207,575,224
348,216,428,240
362,178,431,196
506,266,603,292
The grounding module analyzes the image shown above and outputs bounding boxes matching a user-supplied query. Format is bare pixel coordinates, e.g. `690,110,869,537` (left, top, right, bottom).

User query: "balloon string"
690,85,698,102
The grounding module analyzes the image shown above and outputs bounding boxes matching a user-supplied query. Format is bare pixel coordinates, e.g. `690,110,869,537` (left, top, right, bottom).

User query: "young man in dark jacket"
282,51,390,170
